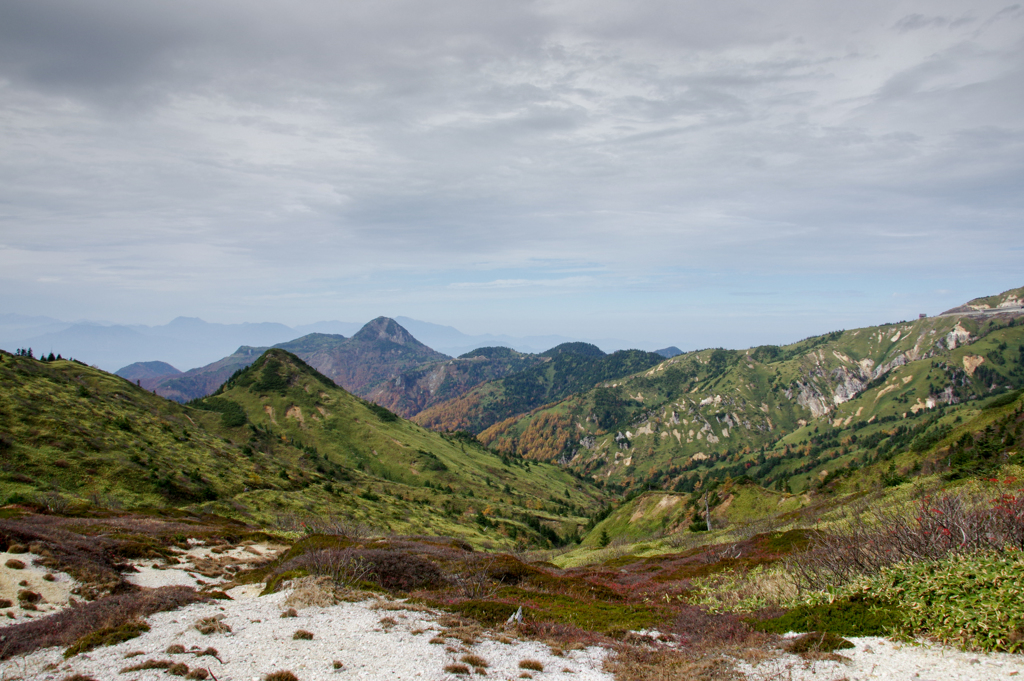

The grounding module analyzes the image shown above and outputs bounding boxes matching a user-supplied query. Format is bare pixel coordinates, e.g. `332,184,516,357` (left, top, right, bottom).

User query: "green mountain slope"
412,343,666,434
0,349,607,547
476,288,1024,498
365,346,545,418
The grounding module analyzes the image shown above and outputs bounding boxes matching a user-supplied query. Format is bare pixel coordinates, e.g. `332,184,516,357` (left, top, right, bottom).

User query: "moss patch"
64,621,151,658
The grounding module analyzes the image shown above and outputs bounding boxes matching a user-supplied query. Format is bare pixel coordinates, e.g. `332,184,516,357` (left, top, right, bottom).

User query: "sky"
1,0,1022,352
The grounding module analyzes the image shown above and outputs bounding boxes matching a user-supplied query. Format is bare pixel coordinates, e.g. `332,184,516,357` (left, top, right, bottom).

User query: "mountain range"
1,285,1023,549
0,314,638,373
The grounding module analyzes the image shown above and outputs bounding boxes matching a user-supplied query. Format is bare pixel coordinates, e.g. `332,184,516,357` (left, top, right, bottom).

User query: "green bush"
820,551,1024,652
753,593,900,637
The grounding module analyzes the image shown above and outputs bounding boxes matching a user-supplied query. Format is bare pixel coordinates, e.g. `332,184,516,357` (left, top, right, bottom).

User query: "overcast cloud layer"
1,0,1021,351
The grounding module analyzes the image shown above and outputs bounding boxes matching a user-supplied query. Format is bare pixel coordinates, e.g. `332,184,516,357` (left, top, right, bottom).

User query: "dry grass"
263,671,299,681
121,659,174,672
444,663,471,675
280,607,298,618
378,616,397,630
293,629,314,640
518,659,543,671
283,575,340,609
604,647,740,681
460,653,489,668
166,644,187,654
194,615,231,635
792,490,1024,592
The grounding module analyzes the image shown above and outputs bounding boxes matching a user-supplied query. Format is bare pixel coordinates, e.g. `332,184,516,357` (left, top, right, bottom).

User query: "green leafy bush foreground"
811,550,1024,653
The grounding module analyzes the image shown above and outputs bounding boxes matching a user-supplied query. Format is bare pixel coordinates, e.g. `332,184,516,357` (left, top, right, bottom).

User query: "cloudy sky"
1,0,1021,351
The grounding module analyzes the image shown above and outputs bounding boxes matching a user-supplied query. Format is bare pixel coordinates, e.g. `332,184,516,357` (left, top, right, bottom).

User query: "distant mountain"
365,346,545,418
655,346,683,358
276,318,450,397
150,346,268,403
114,361,181,389
393,316,634,357
0,316,363,373
412,345,666,434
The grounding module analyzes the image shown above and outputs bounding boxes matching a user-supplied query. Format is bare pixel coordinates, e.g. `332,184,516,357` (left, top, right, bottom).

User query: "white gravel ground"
738,634,1024,681
2,585,612,681
2,543,1023,681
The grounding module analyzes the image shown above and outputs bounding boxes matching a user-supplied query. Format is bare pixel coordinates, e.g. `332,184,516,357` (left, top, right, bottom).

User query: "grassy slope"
0,349,607,548
559,385,1023,566
412,348,666,434
477,310,1023,496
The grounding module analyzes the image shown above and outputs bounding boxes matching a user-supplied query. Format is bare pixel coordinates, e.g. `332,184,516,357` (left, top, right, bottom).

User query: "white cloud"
0,0,1020,343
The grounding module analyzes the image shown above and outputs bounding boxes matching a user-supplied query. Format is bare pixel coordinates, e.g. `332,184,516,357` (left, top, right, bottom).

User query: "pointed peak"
352,317,421,346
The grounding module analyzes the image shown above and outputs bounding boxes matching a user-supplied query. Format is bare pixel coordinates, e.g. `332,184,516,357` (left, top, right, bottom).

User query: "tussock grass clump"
60,675,99,681
195,615,231,635
378,616,397,630
444,663,471,675
518,660,543,671
5,558,26,569
281,607,298,618
0,598,13,608
166,643,187,654
293,629,314,640
121,658,173,672
167,662,190,676
605,647,735,681
263,671,299,681
460,653,488,668
186,669,209,680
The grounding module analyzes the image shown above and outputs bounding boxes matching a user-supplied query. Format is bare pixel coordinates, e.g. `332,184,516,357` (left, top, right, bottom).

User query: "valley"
1,285,1023,681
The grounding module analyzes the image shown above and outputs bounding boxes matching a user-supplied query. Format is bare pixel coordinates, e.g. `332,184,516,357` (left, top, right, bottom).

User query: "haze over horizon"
1,0,1021,352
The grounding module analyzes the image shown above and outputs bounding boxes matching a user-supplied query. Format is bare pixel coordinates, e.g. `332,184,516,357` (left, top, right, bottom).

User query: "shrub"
0,599,12,608
836,551,1024,652
2,585,204,661
277,547,444,592
752,593,900,637
792,491,1024,591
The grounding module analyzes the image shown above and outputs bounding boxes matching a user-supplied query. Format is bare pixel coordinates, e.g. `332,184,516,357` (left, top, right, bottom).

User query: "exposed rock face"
963,354,986,376
945,323,972,349
831,366,868,405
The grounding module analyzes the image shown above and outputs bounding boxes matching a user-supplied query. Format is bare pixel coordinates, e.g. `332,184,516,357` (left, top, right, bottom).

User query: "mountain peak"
352,317,422,347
